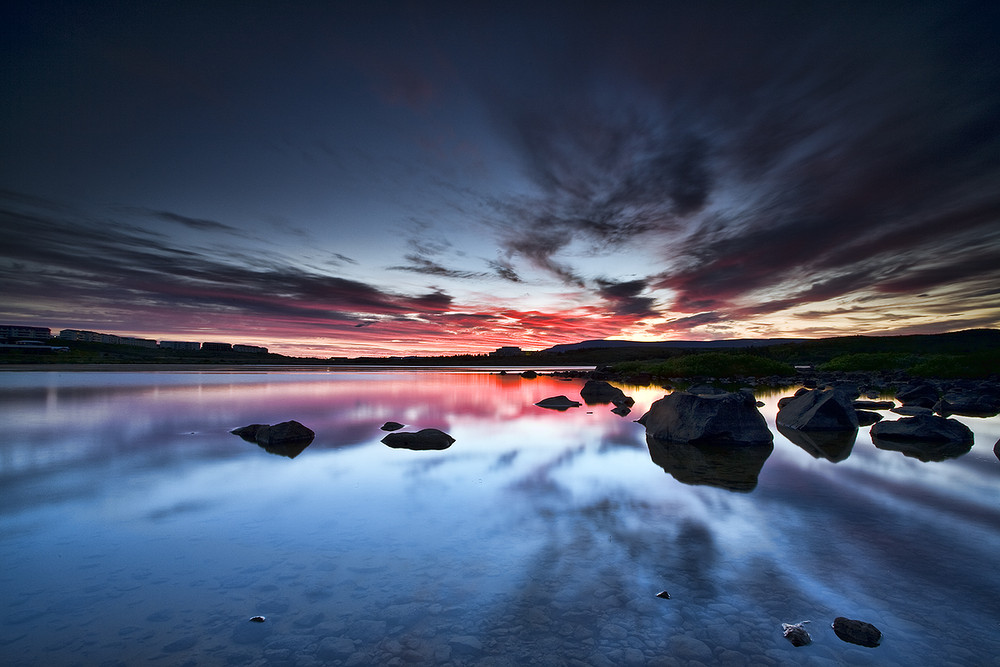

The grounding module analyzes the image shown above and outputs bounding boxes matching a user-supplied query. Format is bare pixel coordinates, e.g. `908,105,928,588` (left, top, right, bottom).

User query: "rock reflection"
871,437,973,462
645,435,773,492
777,424,856,462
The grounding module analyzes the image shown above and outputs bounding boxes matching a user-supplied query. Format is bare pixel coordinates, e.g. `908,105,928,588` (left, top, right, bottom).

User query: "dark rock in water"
639,391,773,446
520,370,538,379
231,421,315,458
871,415,974,461
535,395,582,410
381,428,455,451
832,616,881,647
249,616,266,623
994,439,999,461
853,400,894,410
646,435,773,492
829,382,861,400
777,388,859,431
935,390,1000,417
231,424,268,442
891,405,933,416
781,621,811,647
257,421,315,447
855,410,883,427
655,591,670,599
381,421,405,431
687,384,727,396
580,380,634,407
610,404,631,417
777,425,855,462
895,382,939,408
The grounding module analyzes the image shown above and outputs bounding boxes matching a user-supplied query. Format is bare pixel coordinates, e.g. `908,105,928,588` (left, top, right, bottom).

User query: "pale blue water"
1,369,998,666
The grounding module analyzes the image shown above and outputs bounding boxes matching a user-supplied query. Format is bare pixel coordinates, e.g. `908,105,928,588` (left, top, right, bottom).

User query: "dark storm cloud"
595,278,657,318
0,195,454,325
477,1,1000,319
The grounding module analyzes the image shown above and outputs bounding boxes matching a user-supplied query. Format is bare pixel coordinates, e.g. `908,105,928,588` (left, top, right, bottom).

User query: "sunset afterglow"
2,2,998,356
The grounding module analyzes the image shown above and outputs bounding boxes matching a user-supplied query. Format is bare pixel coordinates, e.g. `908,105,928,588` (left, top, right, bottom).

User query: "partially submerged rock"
639,391,773,446
231,420,315,458
891,405,933,416
535,395,582,410
580,380,634,408
776,388,859,431
870,415,974,461
381,428,455,451
855,410,883,427
781,621,811,647
381,421,405,431
832,617,881,647
895,382,939,408
520,370,538,379
853,400,894,410
934,390,1000,417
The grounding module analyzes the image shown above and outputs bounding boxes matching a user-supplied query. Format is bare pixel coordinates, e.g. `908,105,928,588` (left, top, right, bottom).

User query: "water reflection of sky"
1,370,998,665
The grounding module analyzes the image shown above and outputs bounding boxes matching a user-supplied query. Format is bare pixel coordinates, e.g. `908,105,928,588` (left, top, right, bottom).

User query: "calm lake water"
2,368,999,666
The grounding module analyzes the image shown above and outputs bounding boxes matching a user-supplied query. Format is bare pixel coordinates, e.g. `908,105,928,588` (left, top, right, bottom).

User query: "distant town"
0,324,268,354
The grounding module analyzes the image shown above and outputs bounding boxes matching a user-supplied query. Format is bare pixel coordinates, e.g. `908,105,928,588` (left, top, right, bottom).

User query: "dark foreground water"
2,368,998,666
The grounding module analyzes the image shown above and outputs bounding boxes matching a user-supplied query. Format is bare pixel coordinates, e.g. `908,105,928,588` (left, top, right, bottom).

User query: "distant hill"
545,338,808,354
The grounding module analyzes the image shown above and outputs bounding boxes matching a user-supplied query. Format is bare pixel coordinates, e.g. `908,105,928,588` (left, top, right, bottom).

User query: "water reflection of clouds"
3,370,1000,664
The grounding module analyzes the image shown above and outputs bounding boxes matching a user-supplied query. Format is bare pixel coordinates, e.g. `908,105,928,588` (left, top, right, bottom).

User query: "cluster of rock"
781,617,882,648
535,380,635,416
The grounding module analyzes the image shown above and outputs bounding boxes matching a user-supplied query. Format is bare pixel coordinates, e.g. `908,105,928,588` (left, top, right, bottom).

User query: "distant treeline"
2,329,997,379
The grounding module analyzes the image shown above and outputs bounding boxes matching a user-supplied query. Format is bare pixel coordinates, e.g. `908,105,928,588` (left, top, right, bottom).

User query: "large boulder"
638,391,773,446
381,428,455,450
231,420,315,458
870,415,974,461
832,617,881,648
580,380,634,408
776,388,859,431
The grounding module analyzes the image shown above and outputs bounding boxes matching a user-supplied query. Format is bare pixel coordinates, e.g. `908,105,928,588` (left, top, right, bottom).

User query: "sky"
2,1,999,358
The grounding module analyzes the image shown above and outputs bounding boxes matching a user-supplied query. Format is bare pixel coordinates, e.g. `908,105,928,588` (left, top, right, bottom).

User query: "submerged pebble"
249,616,266,623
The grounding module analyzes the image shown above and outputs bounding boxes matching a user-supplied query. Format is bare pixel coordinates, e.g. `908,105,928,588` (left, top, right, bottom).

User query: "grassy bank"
612,352,796,378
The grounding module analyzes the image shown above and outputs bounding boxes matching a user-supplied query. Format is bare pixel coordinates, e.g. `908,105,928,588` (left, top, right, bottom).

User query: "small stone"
249,615,266,623
781,621,811,646
535,395,582,410
655,591,670,599
381,421,404,431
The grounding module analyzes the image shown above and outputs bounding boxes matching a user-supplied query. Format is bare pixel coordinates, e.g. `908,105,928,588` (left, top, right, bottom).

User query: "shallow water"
1,368,998,666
